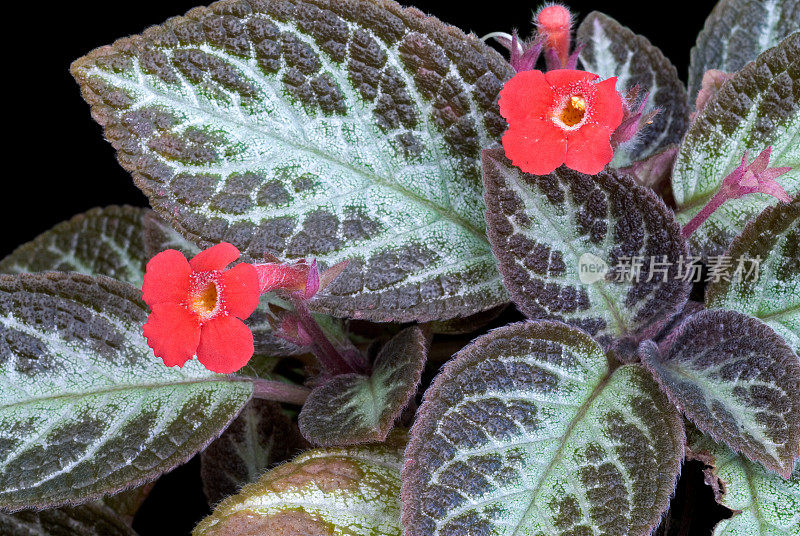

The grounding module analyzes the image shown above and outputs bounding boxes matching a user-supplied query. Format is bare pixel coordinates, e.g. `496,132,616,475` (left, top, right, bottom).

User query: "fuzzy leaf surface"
689,429,800,536
673,33,800,257
0,206,167,287
402,321,684,536
299,326,426,445
0,272,253,511
70,0,514,323
194,435,405,536
706,197,800,354
201,398,309,505
577,11,689,167
482,150,689,345
688,0,800,99
0,503,137,536
640,310,800,477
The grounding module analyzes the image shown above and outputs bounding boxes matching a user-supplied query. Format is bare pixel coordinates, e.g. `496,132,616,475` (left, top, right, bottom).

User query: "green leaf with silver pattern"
688,0,800,100
0,272,253,511
402,321,684,536
0,503,137,536
70,0,514,323
673,33,800,258
706,196,800,354
690,427,800,536
194,433,406,536
577,11,689,168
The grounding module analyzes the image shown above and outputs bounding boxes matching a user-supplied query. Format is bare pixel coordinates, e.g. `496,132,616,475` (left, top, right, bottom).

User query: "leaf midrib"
87,51,491,248
0,377,252,410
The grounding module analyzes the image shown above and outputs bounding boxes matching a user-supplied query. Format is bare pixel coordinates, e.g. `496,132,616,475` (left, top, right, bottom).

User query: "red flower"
499,69,624,175
142,242,259,374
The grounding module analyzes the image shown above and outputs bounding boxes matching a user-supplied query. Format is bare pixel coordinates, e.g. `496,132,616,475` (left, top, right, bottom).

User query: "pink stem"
291,297,362,376
681,193,727,239
250,378,311,405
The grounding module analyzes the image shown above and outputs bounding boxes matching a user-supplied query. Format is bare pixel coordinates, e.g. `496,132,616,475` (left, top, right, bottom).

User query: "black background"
8,0,722,534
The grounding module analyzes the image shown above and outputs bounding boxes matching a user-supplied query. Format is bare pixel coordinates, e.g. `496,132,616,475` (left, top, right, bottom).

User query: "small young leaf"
0,272,253,511
201,399,309,506
706,196,800,353
0,206,159,286
577,11,689,167
689,428,800,536
194,435,405,536
0,503,137,536
482,150,690,345
673,33,800,257
688,0,800,100
402,321,684,536
70,0,515,323
640,310,800,477
299,326,426,445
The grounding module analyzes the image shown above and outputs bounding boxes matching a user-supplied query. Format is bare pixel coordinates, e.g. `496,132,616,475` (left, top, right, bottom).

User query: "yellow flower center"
558,95,587,127
190,280,219,320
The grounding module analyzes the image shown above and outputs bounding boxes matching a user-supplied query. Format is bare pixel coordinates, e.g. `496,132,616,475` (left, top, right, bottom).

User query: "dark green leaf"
577,11,689,167
641,309,800,477
706,196,800,354
70,0,515,322
0,273,253,510
299,326,426,445
482,149,690,345
200,399,309,506
402,321,684,536
688,0,800,99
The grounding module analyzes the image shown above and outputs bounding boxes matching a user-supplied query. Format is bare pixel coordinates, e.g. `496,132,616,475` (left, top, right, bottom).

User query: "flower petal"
142,250,191,307
544,69,598,88
565,124,614,175
196,316,254,374
498,70,554,124
502,121,567,175
190,242,241,272
143,302,200,367
590,77,624,130
220,262,260,319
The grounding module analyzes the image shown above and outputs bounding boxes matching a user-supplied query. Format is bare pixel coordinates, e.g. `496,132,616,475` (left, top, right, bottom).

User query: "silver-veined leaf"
0,272,253,510
688,0,800,100
482,149,690,346
70,0,515,323
0,503,137,536
689,427,800,536
577,11,689,167
706,196,800,354
673,33,800,258
200,398,309,506
402,321,684,536
298,326,425,446
194,433,406,536
641,310,800,477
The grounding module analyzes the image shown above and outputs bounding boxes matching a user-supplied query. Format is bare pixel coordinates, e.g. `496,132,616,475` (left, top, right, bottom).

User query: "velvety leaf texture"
201,398,309,506
640,310,800,477
70,0,515,323
482,150,690,345
299,325,426,445
402,321,684,536
706,196,800,354
0,272,253,511
688,0,800,100
577,11,689,167
0,503,137,536
673,33,800,258
0,206,160,286
194,434,406,536
689,430,800,536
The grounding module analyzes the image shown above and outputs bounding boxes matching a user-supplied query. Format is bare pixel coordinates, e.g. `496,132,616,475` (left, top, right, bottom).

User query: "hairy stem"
681,193,726,239
291,297,362,376
250,378,311,405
